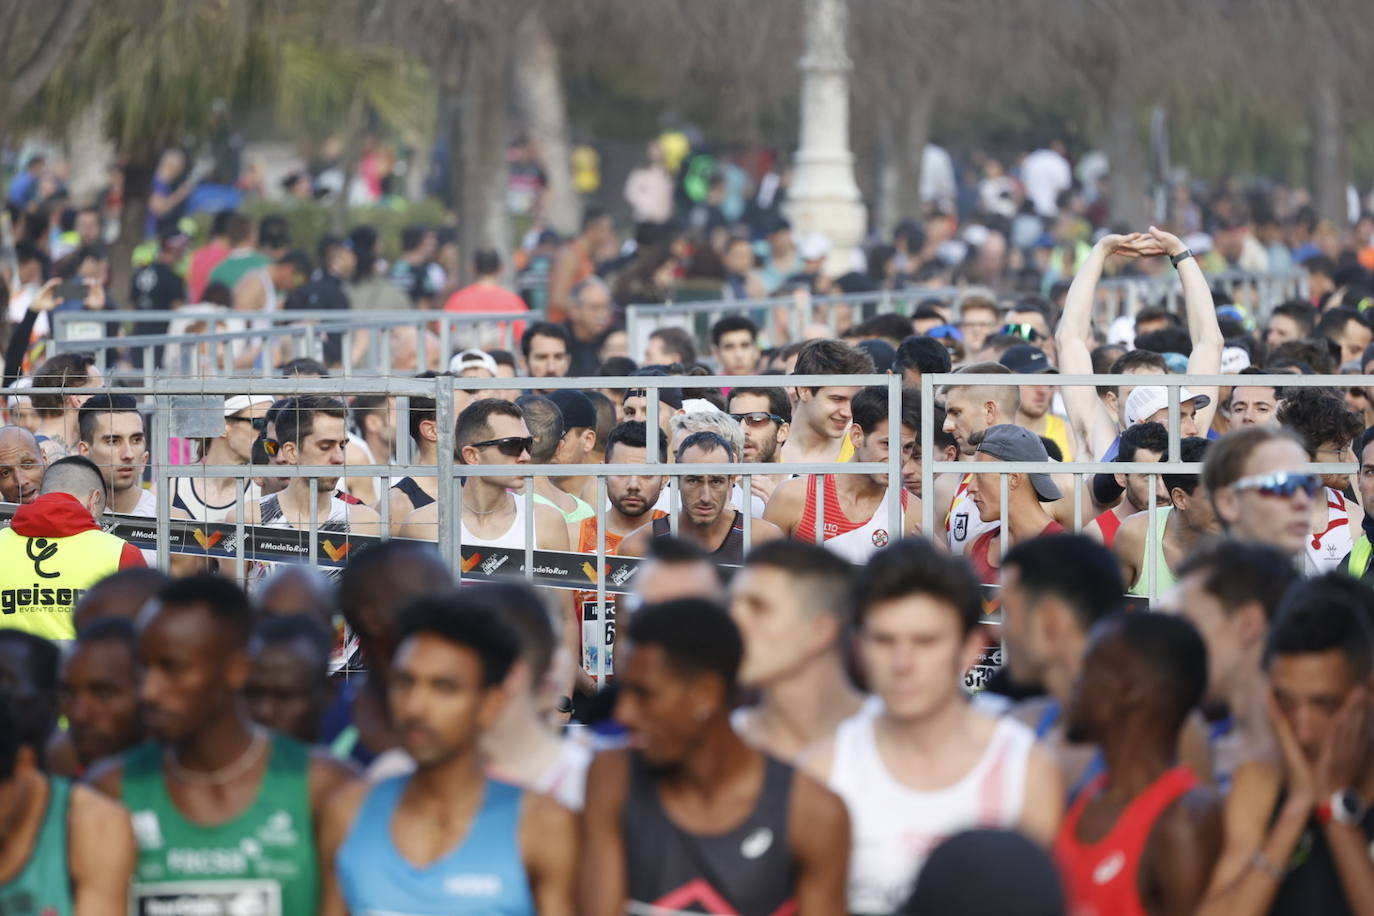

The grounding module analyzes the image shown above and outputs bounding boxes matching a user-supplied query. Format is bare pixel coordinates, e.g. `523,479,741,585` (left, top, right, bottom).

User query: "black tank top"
651,510,747,564
1267,789,1374,915
623,753,796,916
391,476,436,510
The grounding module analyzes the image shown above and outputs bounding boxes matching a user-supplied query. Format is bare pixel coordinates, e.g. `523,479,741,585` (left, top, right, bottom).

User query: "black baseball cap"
999,344,1055,375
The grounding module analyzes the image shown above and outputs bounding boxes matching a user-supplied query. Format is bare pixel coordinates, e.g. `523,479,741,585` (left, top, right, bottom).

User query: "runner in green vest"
0,685,134,914
1339,426,1374,583
89,575,356,916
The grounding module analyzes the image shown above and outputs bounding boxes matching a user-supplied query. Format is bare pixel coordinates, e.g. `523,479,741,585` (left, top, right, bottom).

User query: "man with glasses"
1004,298,1056,363
765,385,920,562
955,293,1001,361
1202,426,1320,562
1275,388,1363,574
172,394,271,523
397,398,569,552
727,386,790,504
618,430,782,564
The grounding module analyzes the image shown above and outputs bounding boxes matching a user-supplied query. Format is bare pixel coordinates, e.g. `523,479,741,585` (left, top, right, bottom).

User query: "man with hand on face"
1197,575,1374,916
321,595,577,915
89,575,356,915
581,599,850,915
1055,612,1223,916
617,430,782,563
0,424,44,504
781,338,873,465
76,393,154,515
765,385,921,562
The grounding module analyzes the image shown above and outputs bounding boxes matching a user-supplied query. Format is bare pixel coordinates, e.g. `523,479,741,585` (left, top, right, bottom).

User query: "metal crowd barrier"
5,372,904,683
50,309,542,380
920,371,1356,605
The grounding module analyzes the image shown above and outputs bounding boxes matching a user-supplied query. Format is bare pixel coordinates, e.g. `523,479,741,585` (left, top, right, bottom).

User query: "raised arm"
1055,234,1143,458
1144,226,1224,435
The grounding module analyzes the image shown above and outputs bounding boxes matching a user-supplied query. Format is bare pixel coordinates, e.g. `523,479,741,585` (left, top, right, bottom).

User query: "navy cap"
546,389,597,430
999,344,1055,375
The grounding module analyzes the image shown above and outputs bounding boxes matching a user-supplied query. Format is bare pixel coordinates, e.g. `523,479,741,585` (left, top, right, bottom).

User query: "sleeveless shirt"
796,474,907,562
946,472,999,556
1054,766,1197,916
0,776,73,916
651,510,746,565
624,753,797,915
121,733,318,916
172,475,264,524
1128,506,1176,598
460,497,530,549
336,777,535,915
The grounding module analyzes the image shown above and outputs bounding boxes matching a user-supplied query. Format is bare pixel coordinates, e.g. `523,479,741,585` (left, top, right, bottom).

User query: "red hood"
10,492,100,537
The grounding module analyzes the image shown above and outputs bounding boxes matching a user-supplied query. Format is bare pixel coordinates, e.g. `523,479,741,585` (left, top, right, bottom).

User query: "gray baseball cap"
974,424,1062,502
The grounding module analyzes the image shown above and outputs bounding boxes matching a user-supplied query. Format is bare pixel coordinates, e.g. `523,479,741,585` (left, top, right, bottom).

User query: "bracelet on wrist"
1251,850,1284,881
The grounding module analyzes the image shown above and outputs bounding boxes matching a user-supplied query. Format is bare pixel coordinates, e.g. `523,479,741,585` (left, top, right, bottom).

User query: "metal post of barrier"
308,478,319,569
1146,475,1159,604
436,375,456,560
813,474,825,545
523,477,535,582
153,392,171,571
886,372,902,537
1166,385,1180,462
595,475,608,682
920,372,936,538
235,478,246,581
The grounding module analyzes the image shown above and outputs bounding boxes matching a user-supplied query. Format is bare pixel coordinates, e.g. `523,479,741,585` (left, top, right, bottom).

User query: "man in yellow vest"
0,455,146,641
1341,426,1374,581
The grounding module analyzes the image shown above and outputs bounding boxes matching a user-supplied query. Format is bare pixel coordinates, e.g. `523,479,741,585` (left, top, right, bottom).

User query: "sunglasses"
1001,323,1043,343
470,436,532,457
1230,471,1322,499
729,411,785,428
255,433,279,458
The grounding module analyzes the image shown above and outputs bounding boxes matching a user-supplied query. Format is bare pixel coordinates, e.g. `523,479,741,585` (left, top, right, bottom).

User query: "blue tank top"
336,776,534,915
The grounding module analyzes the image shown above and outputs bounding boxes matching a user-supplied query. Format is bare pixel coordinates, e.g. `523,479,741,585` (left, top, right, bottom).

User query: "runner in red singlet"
1055,613,1222,916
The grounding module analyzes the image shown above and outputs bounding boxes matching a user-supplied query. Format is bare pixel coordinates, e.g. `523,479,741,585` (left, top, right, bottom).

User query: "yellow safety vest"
1344,533,1373,580
0,527,125,640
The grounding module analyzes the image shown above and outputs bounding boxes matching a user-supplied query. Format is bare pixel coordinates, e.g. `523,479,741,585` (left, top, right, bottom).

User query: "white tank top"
460,495,529,549
945,472,999,555
1307,486,1353,575
830,710,1034,913
172,475,263,523
799,476,907,564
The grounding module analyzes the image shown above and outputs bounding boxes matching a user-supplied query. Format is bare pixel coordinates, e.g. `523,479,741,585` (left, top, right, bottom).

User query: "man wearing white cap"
171,394,271,523
1124,385,1210,439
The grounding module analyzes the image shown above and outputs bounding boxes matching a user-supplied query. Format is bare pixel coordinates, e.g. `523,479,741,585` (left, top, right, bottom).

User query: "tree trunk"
111,150,155,306
872,118,899,238
1103,73,1147,231
457,30,512,282
893,90,935,225
332,98,366,234
1310,58,1348,227
513,9,580,236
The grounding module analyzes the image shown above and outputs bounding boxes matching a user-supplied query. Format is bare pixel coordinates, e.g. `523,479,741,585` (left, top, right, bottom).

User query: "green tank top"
120,732,317,916
0,776,73,916
1128,505,1177,598
533,490,595,524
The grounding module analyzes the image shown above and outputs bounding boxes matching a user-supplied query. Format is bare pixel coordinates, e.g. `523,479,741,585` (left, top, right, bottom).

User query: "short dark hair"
1264,573,1374,681
513,394,563,463
400,224,429,252
1135,306,1179,329
850,385,920,436
1176,541,1301,623
75,615,139,650
1117,421,1168,463
1003,535,1125,631
1275,387,1363,456
259,215,291,249
394,594,520,687
1317,306,1366,340
727,386,791,424
1162,436,1210,497
456,398,524,452
337,540,454,635
279,357,330,378
473,248,502,275
468,581,556,685
792,339,874,392
585,390,616,453
156,575,254,647
854,538,982,635
521,321,571,359
406,371,453,444
273,395,347,448
627,599,742,687
1135,327,1193,357
30,352,98,415
743,540,853,620
250,613,332,680
1110,349,1168,376
855,313,918,344
598,356,638,377
895,336,952,376
675,429,734,462
489,349,517,370
1105,612,1208,730
649,327,698,366
1269,339,1335,375
77,393,141,444
646,534,716,568
275,249,313,281
1270,301,1317,337
605,420,668,463
711,316,758,346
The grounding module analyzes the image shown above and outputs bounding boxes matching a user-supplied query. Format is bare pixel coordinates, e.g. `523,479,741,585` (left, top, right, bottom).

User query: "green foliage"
186,197,452,262
275,40,434,145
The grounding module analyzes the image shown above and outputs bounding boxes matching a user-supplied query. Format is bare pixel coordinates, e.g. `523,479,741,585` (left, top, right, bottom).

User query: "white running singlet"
945,472,999,556
460,496,530,549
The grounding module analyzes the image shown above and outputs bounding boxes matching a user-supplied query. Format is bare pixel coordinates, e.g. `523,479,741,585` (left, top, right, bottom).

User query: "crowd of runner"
2,157,1374,913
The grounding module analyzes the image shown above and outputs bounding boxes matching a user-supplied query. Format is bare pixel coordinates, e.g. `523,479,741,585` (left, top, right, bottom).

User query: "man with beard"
0,424,44,503
1085,421,1169,547
727,386,791,505
573,422,667,684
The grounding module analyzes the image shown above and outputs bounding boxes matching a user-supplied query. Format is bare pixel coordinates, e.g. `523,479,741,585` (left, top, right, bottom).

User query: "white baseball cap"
1125,385,1211,426
1221,346,1252,374
224,394,275,417
449,348,498,376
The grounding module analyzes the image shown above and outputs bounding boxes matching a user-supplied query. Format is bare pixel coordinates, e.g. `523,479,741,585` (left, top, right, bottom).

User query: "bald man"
0,424,45,503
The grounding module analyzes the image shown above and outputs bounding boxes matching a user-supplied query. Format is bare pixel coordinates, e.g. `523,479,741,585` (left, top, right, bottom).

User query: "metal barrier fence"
3,372,904,682
625,269,1307,358
49,309,541,381
920,371,1355,605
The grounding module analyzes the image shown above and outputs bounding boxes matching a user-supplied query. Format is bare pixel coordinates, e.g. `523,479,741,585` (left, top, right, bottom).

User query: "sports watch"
1317,789,1366,826
1169,249,1195,268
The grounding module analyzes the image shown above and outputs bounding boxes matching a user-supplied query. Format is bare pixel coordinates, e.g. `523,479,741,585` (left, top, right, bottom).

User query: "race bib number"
131,879,281,916
580,597,615,678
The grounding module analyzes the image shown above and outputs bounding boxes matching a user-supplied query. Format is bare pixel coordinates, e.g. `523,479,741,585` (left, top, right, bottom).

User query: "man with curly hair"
1275,387,1364,574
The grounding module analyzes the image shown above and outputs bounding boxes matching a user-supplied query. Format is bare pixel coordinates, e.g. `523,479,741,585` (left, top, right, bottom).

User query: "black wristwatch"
1170,249,1195,268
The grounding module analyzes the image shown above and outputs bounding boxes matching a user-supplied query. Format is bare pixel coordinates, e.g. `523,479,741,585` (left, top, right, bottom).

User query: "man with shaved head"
0,424,45,503
72,568,170,631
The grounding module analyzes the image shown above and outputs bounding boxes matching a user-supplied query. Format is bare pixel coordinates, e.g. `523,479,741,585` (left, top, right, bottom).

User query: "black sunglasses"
1001,322,1043,343
729,411,785,427
470,436,533,457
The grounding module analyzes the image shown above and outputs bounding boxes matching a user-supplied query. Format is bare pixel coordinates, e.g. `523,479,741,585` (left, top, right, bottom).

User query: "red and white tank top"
1053,765,1197,916
1307,486,1352,575
797,474,907,563
946,472,999,556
